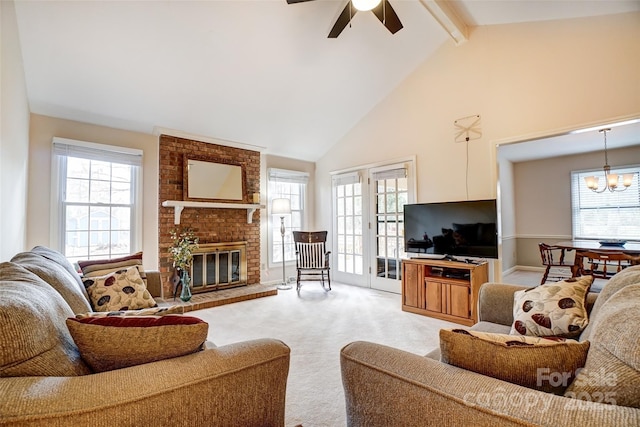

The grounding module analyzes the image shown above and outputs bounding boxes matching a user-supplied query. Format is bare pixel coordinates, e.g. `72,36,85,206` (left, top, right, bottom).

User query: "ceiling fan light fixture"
352,0,381,12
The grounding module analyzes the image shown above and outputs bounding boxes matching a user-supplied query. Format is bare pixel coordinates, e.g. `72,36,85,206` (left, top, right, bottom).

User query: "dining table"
554,239,640,255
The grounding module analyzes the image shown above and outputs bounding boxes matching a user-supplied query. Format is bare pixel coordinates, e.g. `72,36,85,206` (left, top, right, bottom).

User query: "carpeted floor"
191,282,460,427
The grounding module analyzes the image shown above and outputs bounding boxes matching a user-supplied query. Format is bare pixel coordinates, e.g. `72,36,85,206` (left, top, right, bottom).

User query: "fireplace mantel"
162,200,264,224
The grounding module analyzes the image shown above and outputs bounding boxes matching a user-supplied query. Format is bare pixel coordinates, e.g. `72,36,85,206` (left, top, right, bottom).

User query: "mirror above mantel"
184,158,244,201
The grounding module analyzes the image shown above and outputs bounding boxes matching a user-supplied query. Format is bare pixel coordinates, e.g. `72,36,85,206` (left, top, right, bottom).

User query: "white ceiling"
14,0,640,161
498,120,640,163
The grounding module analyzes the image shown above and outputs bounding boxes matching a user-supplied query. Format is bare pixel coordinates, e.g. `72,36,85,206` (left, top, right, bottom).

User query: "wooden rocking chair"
293,231,331,291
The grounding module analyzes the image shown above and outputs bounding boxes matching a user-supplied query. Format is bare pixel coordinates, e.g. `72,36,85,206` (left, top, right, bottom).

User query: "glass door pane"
370,166,411,294
333,177,366,286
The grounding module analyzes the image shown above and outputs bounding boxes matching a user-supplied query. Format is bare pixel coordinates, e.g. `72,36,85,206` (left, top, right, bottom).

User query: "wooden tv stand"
401,258,489,326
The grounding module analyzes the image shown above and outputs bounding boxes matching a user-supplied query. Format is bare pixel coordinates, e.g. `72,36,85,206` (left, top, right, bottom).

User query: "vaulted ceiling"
14,1,640,161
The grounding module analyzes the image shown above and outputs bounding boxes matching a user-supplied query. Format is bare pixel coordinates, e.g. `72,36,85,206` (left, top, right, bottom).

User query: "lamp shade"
271,198,291,215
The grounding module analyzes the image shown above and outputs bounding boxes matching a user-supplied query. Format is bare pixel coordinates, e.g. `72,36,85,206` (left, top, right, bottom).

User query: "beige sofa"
0,247,290,427
341,266,640,426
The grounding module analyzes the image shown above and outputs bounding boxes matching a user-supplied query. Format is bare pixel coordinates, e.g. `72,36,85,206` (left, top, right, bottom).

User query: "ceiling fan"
286,0,403,38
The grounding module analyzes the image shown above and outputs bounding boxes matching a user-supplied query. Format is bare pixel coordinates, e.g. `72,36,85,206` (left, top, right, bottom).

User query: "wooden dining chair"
574,250,639,279
293,231,331,291
538,243,577,285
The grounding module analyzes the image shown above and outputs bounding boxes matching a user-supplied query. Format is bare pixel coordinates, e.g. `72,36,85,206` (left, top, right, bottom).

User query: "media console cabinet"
401,258,489,326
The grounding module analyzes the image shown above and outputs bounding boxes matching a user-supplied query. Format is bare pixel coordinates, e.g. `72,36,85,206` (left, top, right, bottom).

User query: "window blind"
332,171,361,186
371,167,407,181
570,165,640,240
268,168,309,184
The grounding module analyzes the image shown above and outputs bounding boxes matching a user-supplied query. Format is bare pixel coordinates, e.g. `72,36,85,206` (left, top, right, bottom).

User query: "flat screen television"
404,199,498,260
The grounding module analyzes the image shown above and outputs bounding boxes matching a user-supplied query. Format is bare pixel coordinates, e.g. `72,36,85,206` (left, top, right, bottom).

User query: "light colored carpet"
191,282,460,427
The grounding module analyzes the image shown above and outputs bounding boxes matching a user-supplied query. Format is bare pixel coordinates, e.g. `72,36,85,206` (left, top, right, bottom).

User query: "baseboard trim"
503,265,545,275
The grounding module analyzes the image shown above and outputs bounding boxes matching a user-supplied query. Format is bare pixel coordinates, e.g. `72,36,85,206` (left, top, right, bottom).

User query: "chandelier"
584,128,634,193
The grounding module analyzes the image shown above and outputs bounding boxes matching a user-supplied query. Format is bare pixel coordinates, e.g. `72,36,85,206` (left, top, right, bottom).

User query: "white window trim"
267,168,309,268
570,163,640,241
50,137,143,257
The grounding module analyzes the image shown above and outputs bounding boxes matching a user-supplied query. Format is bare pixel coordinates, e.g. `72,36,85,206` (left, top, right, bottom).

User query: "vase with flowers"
169,227,199,302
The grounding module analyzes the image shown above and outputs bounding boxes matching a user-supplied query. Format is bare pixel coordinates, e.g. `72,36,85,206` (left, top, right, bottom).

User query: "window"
52,138,142,263
571,165,640,241
268,168,308,265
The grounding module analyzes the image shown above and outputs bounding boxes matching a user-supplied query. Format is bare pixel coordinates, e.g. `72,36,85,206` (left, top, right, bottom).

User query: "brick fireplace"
158,134,260,298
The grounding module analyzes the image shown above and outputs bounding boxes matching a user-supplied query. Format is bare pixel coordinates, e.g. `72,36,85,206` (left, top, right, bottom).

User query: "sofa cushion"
66,315,208,372
79,251,146,282
440,328,590,394
580,265,640,342
30,245,91,295
82,266,157,311
11,250,92,314
471,321,512,335
510,275,592,338
564,283,640,408
0,262,91,377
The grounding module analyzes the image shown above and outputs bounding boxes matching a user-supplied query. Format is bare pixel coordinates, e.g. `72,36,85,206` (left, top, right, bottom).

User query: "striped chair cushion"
297,242,326,269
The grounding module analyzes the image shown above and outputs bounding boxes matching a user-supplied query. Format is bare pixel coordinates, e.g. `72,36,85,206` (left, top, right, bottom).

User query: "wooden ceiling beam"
420,0,469,45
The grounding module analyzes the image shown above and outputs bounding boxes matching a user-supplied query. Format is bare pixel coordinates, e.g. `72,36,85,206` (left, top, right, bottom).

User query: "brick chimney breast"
158,135,261,297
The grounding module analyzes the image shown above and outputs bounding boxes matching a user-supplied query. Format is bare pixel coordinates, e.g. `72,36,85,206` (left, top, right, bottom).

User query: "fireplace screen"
190,242,247,292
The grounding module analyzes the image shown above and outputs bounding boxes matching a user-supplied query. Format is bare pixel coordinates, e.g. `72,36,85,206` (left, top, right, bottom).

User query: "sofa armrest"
477,282,529,326
341,341,639,427
0,339,290,427
145,270,163,298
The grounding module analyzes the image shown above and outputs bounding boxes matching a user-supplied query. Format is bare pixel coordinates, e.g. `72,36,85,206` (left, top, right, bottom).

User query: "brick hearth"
156,283,278,312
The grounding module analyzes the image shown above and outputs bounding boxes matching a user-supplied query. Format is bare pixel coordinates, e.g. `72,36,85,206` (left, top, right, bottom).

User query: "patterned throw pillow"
66,315,208,372
82,266,157,311
510,275,593,338
78,252,147,282
440,329,590,394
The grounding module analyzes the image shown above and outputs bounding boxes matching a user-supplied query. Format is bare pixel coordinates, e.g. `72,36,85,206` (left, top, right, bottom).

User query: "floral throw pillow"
82,265,157,312
510,275,593,338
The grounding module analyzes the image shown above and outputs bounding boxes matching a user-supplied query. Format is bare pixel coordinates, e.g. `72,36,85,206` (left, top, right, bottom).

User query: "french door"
332,161,414,293
369,166,411,293
332,172,367,286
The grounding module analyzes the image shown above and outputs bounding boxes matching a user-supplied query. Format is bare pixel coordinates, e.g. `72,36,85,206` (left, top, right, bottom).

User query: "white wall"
498,157,516,270
0,0,30,261
315,13,640,274
27,114,160,268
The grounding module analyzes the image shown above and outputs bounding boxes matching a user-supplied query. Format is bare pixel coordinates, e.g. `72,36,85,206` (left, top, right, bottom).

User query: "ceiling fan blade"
286,0,315,4
328,2,357,38
372,0,403,34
